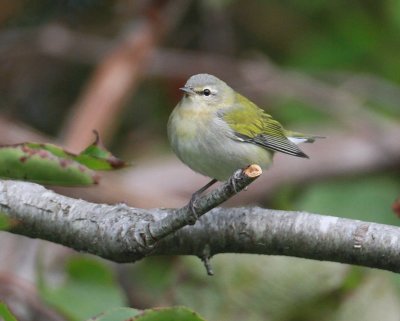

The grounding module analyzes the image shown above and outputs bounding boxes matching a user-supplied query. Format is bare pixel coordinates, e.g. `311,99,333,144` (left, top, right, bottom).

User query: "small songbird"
168,73,321,197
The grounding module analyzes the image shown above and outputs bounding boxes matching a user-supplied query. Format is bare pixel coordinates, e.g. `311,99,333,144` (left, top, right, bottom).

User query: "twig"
137,165,262,247
201,257,214,276
1,178,400,274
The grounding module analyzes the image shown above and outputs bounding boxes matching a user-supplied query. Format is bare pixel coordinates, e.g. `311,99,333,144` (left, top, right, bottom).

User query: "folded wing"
221,93,309,158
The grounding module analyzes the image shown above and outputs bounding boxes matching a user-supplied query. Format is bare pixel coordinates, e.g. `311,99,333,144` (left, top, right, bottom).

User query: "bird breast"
168,104,273,181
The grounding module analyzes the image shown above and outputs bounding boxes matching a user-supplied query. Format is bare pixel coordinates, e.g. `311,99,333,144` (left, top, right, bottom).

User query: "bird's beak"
179,86,195,95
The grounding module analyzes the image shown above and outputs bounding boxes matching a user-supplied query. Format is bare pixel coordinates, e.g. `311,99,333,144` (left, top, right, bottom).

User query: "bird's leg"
188,178,218,224
228,166,249,193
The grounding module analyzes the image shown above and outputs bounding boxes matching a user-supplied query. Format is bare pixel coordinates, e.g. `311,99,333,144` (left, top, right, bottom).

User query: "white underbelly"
172,125,272,181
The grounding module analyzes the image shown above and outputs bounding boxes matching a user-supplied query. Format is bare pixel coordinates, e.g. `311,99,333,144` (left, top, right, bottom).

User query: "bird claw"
188,193,200,225
186,178,218,224
228,168,243,193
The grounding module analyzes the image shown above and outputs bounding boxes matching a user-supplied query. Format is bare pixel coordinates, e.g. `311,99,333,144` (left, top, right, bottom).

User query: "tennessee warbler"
168,73,321,194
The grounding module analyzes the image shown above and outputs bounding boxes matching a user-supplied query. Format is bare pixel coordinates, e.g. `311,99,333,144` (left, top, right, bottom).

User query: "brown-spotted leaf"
0,143,99,185
75,131,129,170
0,134,128,185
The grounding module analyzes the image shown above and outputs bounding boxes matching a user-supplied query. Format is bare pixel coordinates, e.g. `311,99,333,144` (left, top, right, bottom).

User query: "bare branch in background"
147,50,398,132
0,116,49,143
0,274,66,321
1,180,400,274
327,71,400,111
1,23,399,165
60,0,190,152
2,25,400,131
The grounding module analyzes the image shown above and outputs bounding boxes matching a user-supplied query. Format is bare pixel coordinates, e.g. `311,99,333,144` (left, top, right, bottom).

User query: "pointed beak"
179,86,195,95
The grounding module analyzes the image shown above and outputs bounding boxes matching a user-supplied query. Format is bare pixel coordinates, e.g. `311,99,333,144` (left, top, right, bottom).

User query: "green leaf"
89,307,141,321
334,272,400,321
176,255,348,321
134,307,206,321
39,257,126,321
0,302,18,321
0,132,128,186
0,212,12,230
0,143,98,185
90,306,206,321
75,131,128,170
272,98,331,126
295,175,400,225
387,0,400,31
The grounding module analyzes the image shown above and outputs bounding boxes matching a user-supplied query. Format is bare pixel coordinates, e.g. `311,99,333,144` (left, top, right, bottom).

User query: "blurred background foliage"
0,0,400,320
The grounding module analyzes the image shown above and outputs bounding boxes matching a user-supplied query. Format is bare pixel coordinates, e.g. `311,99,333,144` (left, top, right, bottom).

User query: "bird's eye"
203,88,211,96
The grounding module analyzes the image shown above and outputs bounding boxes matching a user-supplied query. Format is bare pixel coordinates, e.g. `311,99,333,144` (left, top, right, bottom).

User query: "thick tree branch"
1,179,400,274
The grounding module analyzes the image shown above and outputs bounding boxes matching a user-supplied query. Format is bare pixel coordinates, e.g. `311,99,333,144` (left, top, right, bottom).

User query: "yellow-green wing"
222,93,308,158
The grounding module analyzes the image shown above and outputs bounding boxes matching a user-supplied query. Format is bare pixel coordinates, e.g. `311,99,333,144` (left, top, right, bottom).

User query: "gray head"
180,73,234,107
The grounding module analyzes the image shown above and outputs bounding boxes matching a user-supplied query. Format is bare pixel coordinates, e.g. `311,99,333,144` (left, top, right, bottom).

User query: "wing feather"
221,93,308,158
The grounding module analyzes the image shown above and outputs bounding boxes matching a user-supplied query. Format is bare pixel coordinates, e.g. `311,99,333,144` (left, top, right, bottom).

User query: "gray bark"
1,179,400,273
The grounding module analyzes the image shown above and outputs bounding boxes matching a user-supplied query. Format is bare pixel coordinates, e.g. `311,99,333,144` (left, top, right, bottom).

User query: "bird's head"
179,73,235,110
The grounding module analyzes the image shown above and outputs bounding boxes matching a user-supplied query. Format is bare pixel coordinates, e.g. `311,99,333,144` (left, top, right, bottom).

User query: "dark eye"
203,88,211,96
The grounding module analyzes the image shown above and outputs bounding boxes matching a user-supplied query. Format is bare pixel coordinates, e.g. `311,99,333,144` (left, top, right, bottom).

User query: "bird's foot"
186,178,218,225
187,192,200,225
228,167,245,193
